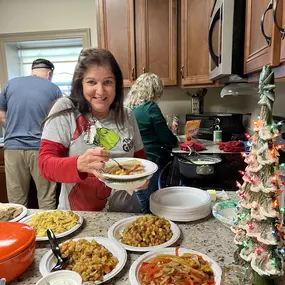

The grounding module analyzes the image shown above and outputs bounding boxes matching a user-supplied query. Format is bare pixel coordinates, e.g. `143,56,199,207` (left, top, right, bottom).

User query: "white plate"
19,210,83,241
102,158,158,180
0,203,28,222
150,186,211,211
39,237,127,284
100,175,152,194
107,216,180,252
151,204,212,222
129,247,222,285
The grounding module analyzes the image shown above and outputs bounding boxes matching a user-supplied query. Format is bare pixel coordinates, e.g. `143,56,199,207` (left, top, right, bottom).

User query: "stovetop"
159,155,247,191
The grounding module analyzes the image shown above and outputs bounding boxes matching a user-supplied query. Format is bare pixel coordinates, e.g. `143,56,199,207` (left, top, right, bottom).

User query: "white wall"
5,43,20,79
0,0,98,46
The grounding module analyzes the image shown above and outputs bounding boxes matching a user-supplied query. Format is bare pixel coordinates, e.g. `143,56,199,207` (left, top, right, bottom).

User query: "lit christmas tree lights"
232,66,285,285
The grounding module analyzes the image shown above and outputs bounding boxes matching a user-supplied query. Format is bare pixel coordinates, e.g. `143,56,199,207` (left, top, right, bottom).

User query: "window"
20,45,82,96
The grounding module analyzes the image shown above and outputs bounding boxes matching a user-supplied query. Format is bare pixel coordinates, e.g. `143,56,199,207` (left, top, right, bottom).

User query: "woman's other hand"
77,147,109,177
136,179,150,191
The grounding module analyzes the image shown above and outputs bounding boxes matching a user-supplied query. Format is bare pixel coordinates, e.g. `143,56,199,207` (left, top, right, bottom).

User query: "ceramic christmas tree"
232,66,285,285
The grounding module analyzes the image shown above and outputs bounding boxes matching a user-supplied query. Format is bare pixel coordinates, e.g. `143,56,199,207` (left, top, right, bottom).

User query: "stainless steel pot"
178,155,222,179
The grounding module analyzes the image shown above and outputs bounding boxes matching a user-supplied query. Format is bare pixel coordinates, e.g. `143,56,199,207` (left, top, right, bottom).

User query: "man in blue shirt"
0,58,62,209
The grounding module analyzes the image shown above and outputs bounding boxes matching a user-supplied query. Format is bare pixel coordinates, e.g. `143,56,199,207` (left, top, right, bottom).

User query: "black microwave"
185,113,244,141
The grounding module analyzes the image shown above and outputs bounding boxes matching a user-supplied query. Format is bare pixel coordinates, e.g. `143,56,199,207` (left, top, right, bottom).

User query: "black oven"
186,113,244,141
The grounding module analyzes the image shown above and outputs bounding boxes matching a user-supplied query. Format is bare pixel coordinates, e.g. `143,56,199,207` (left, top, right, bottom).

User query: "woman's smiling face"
82,65,116,119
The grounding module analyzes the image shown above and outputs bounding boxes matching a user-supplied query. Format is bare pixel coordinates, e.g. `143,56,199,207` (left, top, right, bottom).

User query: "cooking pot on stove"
178,155,222,179
0,222,36,282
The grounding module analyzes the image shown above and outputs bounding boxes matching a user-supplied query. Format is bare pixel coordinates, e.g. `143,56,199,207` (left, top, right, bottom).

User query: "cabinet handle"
131,67,135,81
273,0,285,39
260,0,273,46
180,65,184,79
142,67,146,73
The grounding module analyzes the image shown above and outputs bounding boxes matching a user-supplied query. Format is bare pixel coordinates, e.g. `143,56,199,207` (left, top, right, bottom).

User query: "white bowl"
212,200,237,229
36,270,82,285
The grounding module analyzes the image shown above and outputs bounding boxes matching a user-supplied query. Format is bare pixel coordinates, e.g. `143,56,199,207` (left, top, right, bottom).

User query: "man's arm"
0,110,6,128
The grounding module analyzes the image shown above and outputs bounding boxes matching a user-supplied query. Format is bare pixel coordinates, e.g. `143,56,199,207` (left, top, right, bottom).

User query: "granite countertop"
10,207,236,285
10,205,285,285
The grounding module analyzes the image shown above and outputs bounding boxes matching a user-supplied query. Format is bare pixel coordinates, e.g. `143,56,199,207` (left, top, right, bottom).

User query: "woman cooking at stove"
125,72,178,212
38,48,148,212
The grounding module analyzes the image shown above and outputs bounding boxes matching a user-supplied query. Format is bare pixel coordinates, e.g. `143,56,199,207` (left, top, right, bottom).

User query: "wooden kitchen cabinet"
180,0,215,86
135,0,177,85
0,148,8,203
97,0,177,86
97,0,136,87
244,0,281,74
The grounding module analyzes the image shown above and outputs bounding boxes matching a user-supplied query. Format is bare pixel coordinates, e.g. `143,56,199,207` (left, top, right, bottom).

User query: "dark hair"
32,58,54,71
43,48,125,129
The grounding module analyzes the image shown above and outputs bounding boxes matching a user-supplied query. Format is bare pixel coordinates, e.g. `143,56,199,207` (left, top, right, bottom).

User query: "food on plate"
139,248,215,285
27,210,79,237
106,159,144,175
118,214,173,247
0,203,23,221
60,239,119,282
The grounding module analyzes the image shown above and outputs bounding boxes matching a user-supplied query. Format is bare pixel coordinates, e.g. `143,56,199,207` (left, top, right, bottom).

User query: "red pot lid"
0,222,35,262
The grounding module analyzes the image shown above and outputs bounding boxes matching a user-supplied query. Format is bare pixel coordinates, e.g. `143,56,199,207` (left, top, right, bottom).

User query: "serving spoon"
47,229,70,272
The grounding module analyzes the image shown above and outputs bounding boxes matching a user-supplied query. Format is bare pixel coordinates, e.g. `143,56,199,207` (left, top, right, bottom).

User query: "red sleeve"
134,148,147,159
38,139,88,183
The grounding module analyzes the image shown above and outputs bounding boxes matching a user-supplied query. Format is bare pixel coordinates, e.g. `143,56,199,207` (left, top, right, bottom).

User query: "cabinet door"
244,0,280,74
180,0,214,86
0,148,8,203
135,0,177,86
97,0,136,87
275,0,285,64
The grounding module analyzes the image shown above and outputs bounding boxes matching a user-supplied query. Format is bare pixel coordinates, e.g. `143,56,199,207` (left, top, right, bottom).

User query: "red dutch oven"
0,222,36,282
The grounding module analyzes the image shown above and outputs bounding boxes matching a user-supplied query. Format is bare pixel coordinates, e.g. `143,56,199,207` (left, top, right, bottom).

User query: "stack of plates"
150,186,212,222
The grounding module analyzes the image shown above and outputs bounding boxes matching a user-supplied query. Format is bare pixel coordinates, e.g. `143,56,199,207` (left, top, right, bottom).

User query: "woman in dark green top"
125,73,178,212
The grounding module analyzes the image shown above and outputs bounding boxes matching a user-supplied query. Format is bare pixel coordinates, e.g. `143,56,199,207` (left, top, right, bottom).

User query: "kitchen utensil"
161,146,193,164
0,222,36,282
47,229,70,272
178,155,222,179
109,157,127,171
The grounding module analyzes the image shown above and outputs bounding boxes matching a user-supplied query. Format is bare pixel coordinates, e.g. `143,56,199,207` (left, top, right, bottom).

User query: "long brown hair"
42,48,125,128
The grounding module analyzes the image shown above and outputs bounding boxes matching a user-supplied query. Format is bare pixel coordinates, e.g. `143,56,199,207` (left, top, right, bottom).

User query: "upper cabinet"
97,0,219,88
244,0,281,74
135,0,177,85
275,0,285,65
97,0,177,87
180,0,214,86
97,0,136,87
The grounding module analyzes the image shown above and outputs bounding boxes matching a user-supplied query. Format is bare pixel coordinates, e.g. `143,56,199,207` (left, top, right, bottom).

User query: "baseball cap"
32,58,54,71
